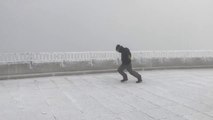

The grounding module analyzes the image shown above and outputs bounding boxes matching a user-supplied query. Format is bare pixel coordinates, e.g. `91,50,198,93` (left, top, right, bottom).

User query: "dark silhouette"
116,44,142,83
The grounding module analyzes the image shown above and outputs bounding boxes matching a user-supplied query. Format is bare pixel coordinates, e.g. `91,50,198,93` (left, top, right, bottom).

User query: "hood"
116,44,124,52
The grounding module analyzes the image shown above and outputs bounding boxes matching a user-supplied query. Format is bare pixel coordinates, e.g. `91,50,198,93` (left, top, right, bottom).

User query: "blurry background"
0,0,213,52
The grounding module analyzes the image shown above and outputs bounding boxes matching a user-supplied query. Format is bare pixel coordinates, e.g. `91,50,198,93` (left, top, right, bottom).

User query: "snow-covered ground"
0,69,213,120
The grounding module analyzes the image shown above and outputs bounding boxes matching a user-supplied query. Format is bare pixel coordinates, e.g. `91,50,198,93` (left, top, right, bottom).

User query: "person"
116,44,142,83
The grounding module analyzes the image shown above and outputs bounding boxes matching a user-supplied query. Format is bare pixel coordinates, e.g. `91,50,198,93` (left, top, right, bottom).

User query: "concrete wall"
1,56,213,80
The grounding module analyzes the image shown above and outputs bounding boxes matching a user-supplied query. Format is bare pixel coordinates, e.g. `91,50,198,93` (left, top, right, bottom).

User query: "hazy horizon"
0,0,213,52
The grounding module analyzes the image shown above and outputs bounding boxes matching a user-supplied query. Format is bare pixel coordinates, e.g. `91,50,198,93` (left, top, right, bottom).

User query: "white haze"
0,0,213,52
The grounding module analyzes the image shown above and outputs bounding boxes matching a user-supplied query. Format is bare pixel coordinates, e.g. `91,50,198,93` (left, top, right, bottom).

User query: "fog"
0,0,213,52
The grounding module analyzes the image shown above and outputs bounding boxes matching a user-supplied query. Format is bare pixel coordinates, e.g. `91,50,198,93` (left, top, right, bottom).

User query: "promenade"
1,69,213,120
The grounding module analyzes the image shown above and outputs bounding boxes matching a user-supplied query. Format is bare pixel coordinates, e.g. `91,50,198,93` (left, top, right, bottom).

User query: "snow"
1,69,213,120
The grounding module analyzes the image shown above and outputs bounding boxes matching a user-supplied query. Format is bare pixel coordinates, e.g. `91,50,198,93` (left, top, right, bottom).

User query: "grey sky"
0,0,213,52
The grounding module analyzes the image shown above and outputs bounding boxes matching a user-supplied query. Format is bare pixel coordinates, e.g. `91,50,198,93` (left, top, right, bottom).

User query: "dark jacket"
117,46,132,65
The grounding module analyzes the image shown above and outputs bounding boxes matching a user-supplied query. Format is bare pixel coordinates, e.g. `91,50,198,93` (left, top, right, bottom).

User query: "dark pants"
117,63,141,80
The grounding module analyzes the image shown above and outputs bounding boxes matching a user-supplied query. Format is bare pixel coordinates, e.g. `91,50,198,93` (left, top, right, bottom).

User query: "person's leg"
117,64,128,81
126,64,142,83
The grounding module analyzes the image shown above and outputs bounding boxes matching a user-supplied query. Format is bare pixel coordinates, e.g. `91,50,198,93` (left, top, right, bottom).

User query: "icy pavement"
1,69,213,120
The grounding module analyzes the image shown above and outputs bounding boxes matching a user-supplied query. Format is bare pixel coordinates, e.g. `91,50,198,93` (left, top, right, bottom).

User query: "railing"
0,52,119,63
1,50,213,79
1,50,213,63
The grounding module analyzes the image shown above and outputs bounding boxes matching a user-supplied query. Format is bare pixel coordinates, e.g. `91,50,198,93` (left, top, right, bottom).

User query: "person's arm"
128,49,132,59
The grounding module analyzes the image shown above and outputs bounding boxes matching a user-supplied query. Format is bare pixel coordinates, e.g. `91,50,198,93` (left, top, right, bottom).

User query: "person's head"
116,44,122,52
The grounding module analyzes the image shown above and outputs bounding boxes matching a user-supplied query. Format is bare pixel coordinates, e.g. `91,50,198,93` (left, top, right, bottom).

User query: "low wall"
0,52,213,79
1,55,213,80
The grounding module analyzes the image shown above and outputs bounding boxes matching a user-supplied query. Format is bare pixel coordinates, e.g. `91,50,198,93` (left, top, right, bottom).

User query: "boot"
121,79,128,82
136,77,142,83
